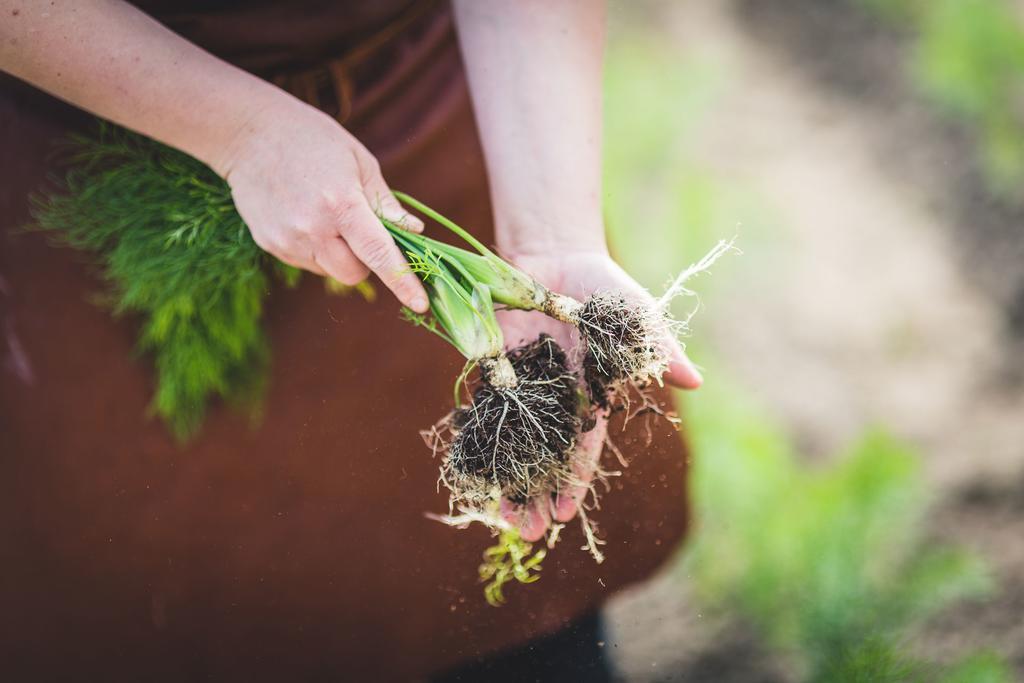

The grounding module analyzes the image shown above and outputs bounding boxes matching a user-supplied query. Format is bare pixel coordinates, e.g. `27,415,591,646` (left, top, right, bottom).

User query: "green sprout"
392,192,545,311
479,528,548,607
385,221,517,394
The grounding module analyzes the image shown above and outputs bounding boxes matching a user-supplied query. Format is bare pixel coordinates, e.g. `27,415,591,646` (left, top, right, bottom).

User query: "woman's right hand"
216,96,429,313
2,0,425,310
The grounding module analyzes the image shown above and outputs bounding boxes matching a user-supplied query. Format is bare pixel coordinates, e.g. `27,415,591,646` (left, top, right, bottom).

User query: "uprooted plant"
381,218,590,603
392,193,734,410
392,198,733,601
381,221,585,512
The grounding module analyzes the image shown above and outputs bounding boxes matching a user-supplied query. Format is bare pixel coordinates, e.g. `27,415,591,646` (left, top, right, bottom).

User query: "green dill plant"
31,124,298,440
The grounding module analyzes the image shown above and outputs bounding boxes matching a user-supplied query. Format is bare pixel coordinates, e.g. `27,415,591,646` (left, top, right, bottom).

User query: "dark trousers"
432,610,612,683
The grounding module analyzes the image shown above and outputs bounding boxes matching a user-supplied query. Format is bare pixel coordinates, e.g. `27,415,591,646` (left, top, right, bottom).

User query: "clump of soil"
578,292,667,409
440,334,582,505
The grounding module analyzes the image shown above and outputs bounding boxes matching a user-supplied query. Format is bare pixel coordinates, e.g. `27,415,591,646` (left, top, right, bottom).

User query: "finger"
499,498,548,542
666,358,703,389
365,186,424,234
275,248,327,277
519,499,550,542
553,487,583,523
553,462,595,522
553,416,607,523
358,154,424,233
313,236,370,286
663,336,703,389
341,197,429,313
500,497,522,527
249,231,327,277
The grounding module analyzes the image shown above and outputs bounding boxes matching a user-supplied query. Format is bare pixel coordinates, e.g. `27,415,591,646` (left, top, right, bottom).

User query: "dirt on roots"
579,293,662,410
444,334,582,504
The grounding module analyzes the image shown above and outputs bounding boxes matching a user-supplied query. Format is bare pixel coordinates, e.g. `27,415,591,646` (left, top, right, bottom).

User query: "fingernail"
682,359,704,386
686,358,703,384
411,295,429,314
402,214,424,232
670,359,702,387
385,209,421,231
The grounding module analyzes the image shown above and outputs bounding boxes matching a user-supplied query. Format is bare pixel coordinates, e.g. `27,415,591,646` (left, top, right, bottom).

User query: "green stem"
393,191,497,260
383,204,547,310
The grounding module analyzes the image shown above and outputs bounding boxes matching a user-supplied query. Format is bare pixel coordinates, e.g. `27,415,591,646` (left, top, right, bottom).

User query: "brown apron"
0,2,689,680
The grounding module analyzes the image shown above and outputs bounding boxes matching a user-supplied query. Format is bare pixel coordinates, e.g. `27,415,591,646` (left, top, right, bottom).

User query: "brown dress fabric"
0,2,689,681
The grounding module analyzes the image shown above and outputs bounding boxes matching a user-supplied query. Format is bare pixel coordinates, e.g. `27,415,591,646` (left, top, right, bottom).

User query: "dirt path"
602,2,1024,679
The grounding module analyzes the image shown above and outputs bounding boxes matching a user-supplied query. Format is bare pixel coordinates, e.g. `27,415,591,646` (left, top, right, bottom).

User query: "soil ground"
601,2,1024,680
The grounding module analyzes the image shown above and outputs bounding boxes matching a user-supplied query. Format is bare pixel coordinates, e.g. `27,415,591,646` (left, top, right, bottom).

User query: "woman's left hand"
495,248,703,542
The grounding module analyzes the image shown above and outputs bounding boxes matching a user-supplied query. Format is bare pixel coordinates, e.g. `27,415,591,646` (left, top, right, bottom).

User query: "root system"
578,291,670,409
428,334,582,508
578,239,737,408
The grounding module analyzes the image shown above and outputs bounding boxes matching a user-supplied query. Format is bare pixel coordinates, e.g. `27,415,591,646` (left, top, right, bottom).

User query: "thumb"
663,336,702,389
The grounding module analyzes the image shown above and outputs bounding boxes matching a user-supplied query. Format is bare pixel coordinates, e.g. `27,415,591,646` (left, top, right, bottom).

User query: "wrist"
494,212,609,259
196,82,310,180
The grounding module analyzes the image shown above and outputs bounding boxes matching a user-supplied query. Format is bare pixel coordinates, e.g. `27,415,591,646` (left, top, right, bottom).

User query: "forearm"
453,0,607,255
0,0,288,176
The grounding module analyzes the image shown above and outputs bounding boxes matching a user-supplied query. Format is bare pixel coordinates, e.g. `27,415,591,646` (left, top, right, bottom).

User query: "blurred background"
598,1,1024,681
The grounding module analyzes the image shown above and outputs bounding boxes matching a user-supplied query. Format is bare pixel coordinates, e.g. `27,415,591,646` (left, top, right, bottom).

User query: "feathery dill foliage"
32,126,299,440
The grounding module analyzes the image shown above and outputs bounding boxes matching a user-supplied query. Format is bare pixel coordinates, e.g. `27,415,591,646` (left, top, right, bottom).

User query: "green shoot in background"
683,386,1004,682
603,19,1012,681
861,0,1024,198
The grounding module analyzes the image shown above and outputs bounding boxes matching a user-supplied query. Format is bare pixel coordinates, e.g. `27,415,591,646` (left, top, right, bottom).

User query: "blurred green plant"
863,0,1024,197
815,639,1011,682
682,381,1003,681
603,25,775,333
604,22,1012,683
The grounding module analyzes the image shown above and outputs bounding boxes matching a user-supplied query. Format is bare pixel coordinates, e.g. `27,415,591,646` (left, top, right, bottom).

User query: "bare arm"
0,0,428,311
454,0,699,387
452,0,607,256
454,0,702,539
1,0,273,174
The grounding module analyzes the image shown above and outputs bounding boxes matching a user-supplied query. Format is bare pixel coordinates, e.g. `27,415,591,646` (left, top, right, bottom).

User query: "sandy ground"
601,2,1024,680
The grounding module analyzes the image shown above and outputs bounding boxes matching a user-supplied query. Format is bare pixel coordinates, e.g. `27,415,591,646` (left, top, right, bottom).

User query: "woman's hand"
2,1,429,311
1,0,425,309
496,248,703,541
218,98,429,312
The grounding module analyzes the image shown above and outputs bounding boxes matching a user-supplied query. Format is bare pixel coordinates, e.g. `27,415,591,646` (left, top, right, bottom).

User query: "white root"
479,355,518,390
426,503,510,532
657,238,737,310
577,506,606,564
541,291,585,324
546,522,565,548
